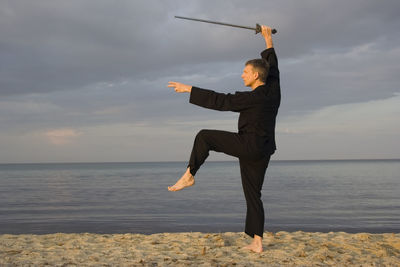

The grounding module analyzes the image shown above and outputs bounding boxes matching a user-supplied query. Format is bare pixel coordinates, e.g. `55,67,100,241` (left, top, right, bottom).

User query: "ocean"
0,160,399,234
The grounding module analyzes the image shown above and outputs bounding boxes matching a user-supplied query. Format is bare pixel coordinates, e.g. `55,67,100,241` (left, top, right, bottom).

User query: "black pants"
187,129,271,238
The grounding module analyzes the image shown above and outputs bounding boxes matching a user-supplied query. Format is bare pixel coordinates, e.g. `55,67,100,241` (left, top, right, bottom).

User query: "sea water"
0,160,399,234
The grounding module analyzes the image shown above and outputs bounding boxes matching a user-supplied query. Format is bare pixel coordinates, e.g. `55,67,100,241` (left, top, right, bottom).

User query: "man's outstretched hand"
168,81,192,93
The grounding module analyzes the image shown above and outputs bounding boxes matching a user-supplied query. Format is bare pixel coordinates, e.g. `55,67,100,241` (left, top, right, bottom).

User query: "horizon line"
1,158,399,165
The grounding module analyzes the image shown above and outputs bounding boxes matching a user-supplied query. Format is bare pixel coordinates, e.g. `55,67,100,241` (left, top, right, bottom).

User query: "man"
167,25,280,253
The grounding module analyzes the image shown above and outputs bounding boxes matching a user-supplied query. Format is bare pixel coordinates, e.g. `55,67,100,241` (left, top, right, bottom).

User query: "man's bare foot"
168,167,195,191
242,235,263,253
243,242,263,253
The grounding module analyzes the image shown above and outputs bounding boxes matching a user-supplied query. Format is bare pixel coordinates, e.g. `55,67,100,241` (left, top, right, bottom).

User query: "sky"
1,0,399,163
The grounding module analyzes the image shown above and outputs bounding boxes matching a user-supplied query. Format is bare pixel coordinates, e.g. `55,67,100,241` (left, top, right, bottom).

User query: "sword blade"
175,16,256,31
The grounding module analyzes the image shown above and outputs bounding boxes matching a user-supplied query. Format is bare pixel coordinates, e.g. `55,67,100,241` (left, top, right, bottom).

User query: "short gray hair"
245,59,270,82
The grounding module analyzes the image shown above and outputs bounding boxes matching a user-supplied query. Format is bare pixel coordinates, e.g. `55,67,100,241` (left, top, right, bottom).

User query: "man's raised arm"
262,25,274,49
260,25,279,79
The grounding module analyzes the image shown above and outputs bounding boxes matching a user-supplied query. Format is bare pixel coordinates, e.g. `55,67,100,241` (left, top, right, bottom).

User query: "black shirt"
189,48,281,154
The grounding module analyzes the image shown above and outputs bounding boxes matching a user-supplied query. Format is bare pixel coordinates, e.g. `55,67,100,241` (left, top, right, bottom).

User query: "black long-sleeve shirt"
189,48,281,154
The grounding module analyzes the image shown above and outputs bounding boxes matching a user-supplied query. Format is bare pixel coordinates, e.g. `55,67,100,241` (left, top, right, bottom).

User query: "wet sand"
1,231,399,266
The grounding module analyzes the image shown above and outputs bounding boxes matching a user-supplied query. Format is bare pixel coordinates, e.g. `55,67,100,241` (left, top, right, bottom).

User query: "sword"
175,16,277,34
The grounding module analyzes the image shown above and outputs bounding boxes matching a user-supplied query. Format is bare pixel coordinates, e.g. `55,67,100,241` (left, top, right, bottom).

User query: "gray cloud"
2,0,399,95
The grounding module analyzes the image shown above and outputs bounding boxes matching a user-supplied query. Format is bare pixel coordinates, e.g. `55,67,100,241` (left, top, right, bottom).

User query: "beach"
1,231,399,266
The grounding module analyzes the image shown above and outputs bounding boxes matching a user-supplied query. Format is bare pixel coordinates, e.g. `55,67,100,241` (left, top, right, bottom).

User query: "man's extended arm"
188,87,258,112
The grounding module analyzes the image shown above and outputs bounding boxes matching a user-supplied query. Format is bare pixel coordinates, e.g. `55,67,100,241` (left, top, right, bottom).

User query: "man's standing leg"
240,155,270,252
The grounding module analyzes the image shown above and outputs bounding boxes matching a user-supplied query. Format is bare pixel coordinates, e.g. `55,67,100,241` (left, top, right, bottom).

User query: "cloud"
275,93,400,159
2,0,399,97
280,42,400,116
45,128,82,145
279,93,400,135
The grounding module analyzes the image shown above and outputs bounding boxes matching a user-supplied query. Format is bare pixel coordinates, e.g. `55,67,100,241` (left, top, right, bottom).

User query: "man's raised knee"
196,129,210,140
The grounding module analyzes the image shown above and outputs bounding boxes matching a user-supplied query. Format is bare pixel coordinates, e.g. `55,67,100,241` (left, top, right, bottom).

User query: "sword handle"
255,24,277,34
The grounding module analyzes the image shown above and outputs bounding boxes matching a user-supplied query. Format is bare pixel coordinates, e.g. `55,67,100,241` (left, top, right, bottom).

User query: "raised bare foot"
168,167,195,191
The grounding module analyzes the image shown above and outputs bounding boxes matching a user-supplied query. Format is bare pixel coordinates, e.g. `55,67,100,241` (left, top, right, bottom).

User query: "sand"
1,231,399,266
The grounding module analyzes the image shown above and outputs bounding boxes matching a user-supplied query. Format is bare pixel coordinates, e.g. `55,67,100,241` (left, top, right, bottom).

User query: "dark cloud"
1,0,399,98
0,0,171,95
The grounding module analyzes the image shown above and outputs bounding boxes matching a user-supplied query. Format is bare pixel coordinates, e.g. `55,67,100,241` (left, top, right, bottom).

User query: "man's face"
241,65,258,87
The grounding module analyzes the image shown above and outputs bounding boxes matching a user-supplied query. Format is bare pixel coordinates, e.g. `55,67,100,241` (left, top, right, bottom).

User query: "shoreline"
1,231,399,266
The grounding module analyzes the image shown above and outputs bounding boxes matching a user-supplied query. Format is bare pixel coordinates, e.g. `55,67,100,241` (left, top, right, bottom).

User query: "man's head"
241,59,269,89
